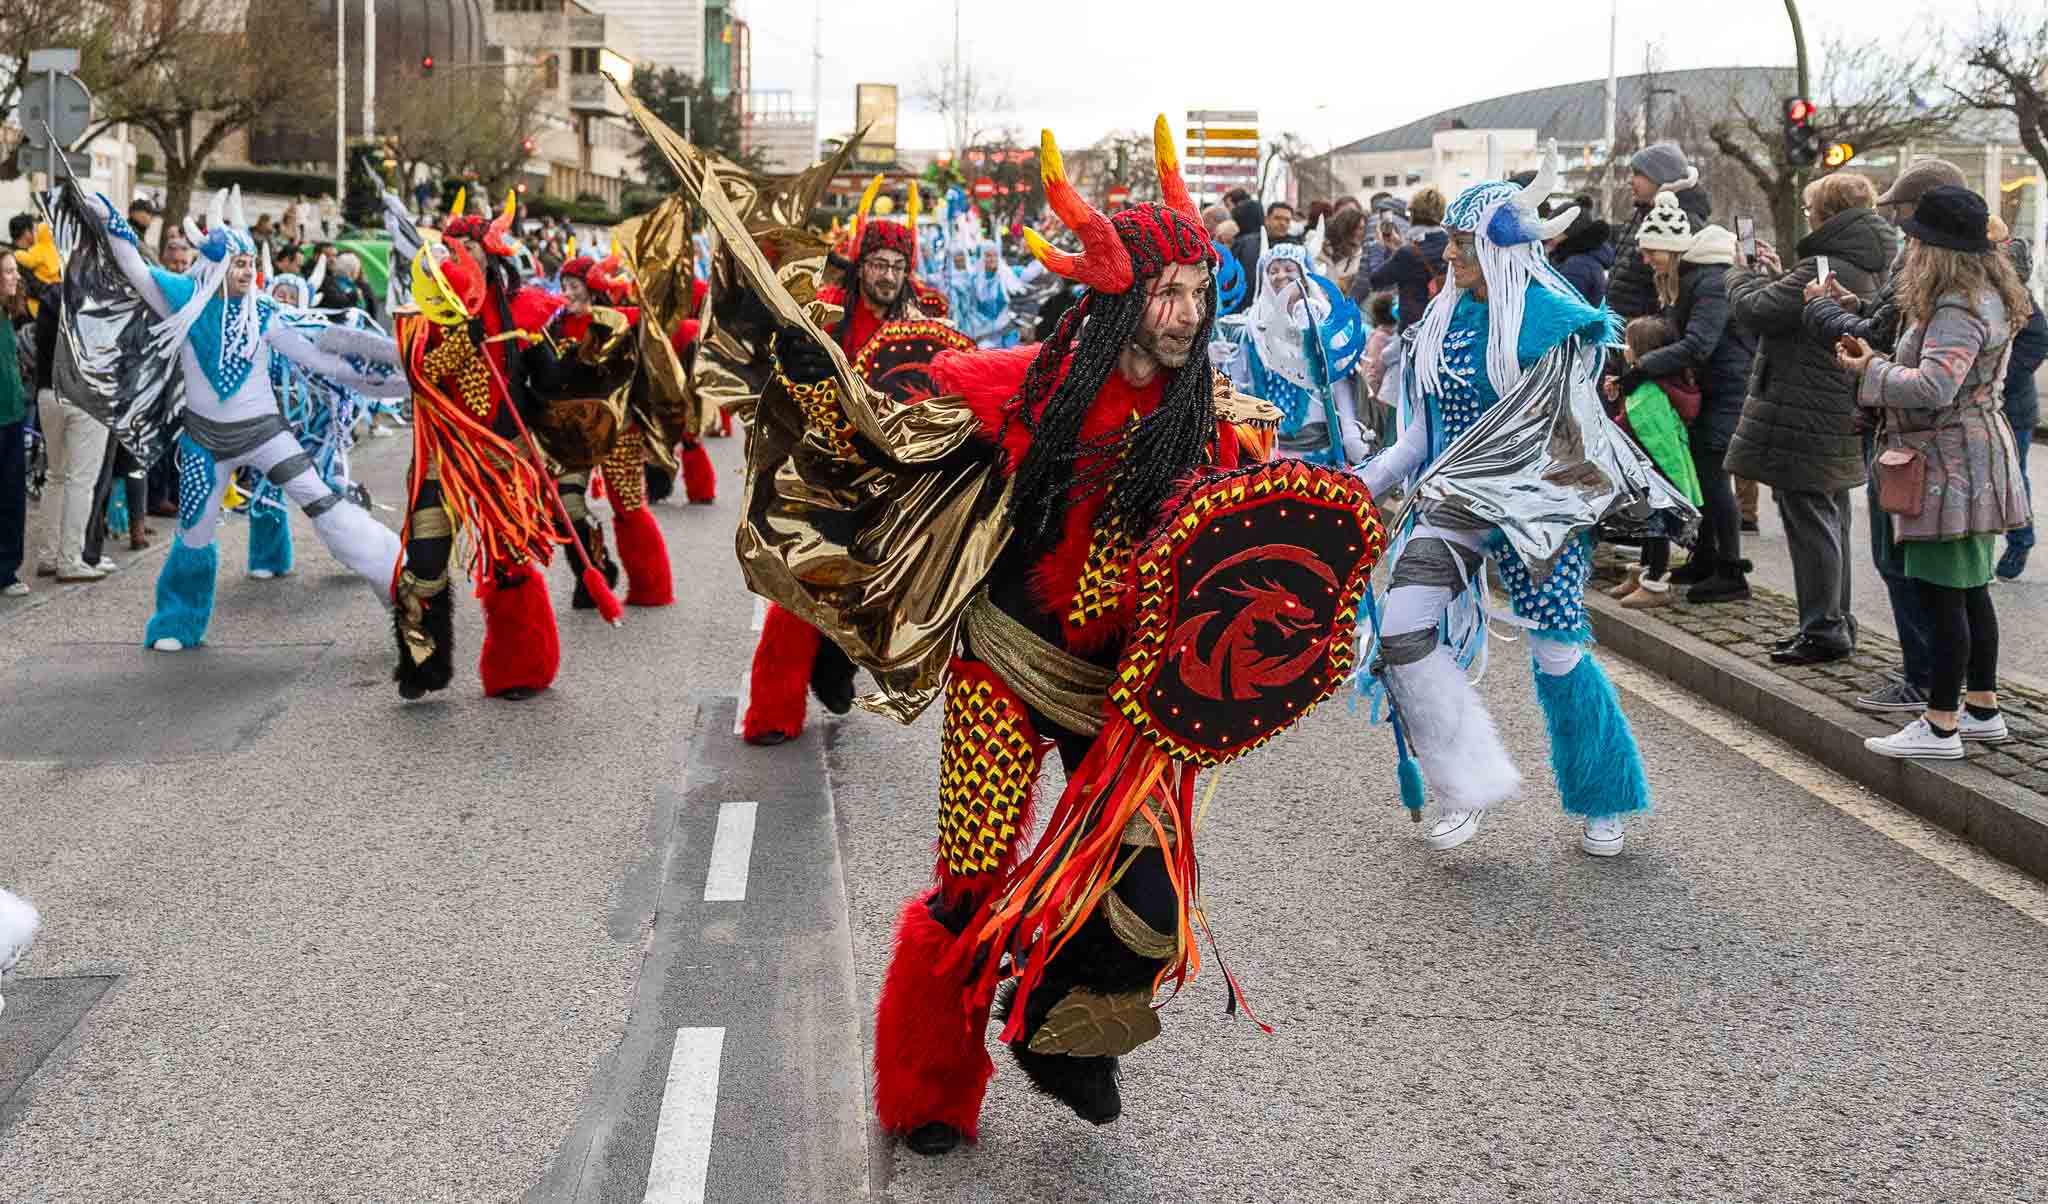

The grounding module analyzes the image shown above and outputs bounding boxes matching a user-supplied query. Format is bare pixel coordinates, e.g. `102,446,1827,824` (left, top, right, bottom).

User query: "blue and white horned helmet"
180,186,259,266
154,185,267,370
1414,139,1587,397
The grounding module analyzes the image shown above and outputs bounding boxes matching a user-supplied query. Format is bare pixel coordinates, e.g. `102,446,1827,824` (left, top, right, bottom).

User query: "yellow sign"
1188,127,1258,142
855,83,898,167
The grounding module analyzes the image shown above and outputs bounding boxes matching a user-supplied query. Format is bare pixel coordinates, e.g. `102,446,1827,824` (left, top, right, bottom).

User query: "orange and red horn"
483,190,517,257
1022,128,1133,294
1152,114,1199,222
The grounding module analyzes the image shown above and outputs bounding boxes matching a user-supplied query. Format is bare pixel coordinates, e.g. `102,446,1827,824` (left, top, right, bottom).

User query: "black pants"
82,432,144,565
0,419,26,587
1917,579,1998,712
1690,441,1740,569
1641,537,1669,578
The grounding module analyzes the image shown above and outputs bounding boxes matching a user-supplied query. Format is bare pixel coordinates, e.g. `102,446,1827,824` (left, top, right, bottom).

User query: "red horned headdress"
1022,114,1213,294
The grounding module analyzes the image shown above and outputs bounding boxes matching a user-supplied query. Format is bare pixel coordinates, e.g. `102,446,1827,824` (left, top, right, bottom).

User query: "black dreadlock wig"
1003,243,1218,559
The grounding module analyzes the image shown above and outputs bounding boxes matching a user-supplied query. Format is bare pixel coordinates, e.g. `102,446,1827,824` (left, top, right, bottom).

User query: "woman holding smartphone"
1837,186,2032,759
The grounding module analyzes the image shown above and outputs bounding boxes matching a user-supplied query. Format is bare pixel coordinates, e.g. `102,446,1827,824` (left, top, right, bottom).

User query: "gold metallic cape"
611,74,1014,723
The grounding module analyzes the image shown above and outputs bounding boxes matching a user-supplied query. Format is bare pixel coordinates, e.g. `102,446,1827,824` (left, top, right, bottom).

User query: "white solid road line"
703,801,758,903
1605,658,2048,928
732,669,751,737
643,1026,726,1204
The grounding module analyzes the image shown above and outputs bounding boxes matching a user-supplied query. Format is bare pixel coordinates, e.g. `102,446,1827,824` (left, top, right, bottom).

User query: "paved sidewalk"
1590,549,2048,880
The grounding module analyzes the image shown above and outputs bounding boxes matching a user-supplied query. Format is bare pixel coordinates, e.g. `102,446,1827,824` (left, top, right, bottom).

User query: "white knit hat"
1636,190,1693,252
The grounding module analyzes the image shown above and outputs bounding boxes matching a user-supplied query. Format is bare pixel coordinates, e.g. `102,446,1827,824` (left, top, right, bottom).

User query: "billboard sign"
854,83,898,167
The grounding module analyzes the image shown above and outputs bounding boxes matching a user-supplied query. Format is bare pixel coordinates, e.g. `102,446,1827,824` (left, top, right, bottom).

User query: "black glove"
773,326,836,385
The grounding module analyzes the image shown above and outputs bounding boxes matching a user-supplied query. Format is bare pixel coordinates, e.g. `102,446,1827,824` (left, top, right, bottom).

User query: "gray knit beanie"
1629,143,1691,187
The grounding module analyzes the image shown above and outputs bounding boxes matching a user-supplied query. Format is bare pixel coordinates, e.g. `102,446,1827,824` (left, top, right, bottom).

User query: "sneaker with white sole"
1581,816,1625,856
151,637,186,652
248,569,276,580
1959,711,2011,743
1,581,27,597
1856,681,1928,712
0,888,40,1018
1865,717,1963,760
1424,808,1482,850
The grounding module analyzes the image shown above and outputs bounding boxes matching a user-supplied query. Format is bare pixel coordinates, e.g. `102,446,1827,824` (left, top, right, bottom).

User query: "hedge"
202,166,335,198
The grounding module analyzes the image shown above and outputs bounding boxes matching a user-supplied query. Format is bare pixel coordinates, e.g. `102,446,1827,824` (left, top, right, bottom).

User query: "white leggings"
179,431,399,594
1382,523,1582,677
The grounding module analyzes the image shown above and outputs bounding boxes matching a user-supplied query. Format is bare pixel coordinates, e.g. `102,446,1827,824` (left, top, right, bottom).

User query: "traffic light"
1822,142,1856,170
520,137,536,156
1782,97,1820,168
420,54,435,74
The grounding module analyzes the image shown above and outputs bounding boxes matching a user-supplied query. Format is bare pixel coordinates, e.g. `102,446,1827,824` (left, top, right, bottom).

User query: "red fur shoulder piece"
509,286,566,333
929,344,1055,472
816,283,849,307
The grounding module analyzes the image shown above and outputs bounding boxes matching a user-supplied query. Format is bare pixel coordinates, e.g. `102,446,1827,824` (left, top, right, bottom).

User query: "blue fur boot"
1532,653,1651,818
247,502,294,578
144,541,220,650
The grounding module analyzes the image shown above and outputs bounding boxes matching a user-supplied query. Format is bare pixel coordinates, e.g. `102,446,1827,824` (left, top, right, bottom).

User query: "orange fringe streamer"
397,318,561,589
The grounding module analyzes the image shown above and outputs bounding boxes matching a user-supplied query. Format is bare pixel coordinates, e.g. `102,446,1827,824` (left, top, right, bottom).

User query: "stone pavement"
1589,549,2048,878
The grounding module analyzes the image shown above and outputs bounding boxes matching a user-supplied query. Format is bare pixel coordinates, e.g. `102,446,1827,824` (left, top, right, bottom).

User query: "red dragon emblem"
1112,460,1385,767
1171,546,1339,702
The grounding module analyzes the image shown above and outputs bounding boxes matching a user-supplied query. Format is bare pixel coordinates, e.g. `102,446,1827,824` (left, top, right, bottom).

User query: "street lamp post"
335,0,346,208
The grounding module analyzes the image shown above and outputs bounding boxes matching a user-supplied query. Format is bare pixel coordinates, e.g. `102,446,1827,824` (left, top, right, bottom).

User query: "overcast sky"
737,0,1950,153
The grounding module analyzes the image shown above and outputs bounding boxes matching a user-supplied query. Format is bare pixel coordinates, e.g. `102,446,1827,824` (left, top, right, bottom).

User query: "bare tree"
376,60,551,201
1947,7,2048,194
86,0,334,234
911,53,1017,161
0,0,183,181
1707,32,1964,247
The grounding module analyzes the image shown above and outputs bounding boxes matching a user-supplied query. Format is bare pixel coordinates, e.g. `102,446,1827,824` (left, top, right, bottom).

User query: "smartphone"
1736,217,1756,261
1815,255,1832,287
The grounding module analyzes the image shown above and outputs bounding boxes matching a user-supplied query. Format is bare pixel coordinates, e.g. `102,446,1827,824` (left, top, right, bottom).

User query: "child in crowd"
1608,315,1705,608
1361,290,1400,451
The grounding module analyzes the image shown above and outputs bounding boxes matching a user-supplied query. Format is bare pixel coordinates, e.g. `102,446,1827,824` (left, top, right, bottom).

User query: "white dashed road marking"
703,801,758,903
642,1026,726,1204
1606,657,2048,927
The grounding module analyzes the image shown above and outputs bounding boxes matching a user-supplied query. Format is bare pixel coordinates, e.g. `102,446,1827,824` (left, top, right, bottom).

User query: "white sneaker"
1865,717,1963,760
1581,816,1626,857
0,888,40,1018
369,425,395,438
1,581,27,597
1959,711,2011,743
248,569,276,580
94,556,119,573
151,637,186,652
1424,808,1483,851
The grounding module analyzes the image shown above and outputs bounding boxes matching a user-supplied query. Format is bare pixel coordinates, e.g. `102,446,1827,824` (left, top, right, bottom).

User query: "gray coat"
1724,207,1897,493
1859,289,2031,542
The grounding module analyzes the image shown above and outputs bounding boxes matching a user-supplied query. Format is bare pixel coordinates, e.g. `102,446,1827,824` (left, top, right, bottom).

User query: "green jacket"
0,316,24,427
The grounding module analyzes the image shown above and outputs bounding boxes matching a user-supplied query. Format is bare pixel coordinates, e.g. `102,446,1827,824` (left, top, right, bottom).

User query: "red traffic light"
520,137,536,155
1785,97,1814,124
421,55,435,71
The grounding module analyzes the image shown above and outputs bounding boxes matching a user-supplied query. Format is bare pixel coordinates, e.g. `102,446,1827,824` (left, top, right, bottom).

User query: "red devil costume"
548,253,690,609
626,78,1374,1154
391,212,621,701
741,205,974,747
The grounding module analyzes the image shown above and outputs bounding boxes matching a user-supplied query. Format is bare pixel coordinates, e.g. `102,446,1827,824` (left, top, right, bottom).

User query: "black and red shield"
851,318,976,404
1112,461,1385,766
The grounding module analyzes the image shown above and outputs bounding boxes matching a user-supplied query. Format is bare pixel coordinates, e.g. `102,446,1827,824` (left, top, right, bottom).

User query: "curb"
1588,590,2048,882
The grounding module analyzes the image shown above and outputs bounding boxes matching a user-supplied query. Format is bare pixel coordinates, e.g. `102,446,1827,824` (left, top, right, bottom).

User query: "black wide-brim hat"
1899,184,1993,253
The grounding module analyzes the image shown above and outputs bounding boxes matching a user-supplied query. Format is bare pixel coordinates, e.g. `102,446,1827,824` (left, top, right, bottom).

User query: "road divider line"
643,1026,726,1204
703,801,758,902
733,670,751,737
1605,657,2048,927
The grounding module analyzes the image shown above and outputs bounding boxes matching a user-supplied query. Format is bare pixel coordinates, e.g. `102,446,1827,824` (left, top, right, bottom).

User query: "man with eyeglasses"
740,210,973,747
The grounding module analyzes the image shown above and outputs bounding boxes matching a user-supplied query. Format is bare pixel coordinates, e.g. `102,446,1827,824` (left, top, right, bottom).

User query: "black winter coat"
1631,261,1753,453
1800,270,1903,355
1229,198,1264,301
1548,217,1613,308
1607,185,1712,321
1724,206,1896,493
1367,227,1447,331
2005,299,2047,432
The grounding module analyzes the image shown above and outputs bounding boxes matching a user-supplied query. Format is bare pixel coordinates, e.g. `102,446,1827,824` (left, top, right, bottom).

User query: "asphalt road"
4,427,2047,1203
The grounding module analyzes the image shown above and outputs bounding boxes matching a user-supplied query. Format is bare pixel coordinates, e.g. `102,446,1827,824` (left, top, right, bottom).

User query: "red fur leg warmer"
612,504,674,607
680,438,716,504
477,563,561,697
741,603,819,745
873,890,996,1141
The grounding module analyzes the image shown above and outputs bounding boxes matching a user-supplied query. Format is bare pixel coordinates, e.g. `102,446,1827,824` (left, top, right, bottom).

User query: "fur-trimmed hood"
1551,216,1613,261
